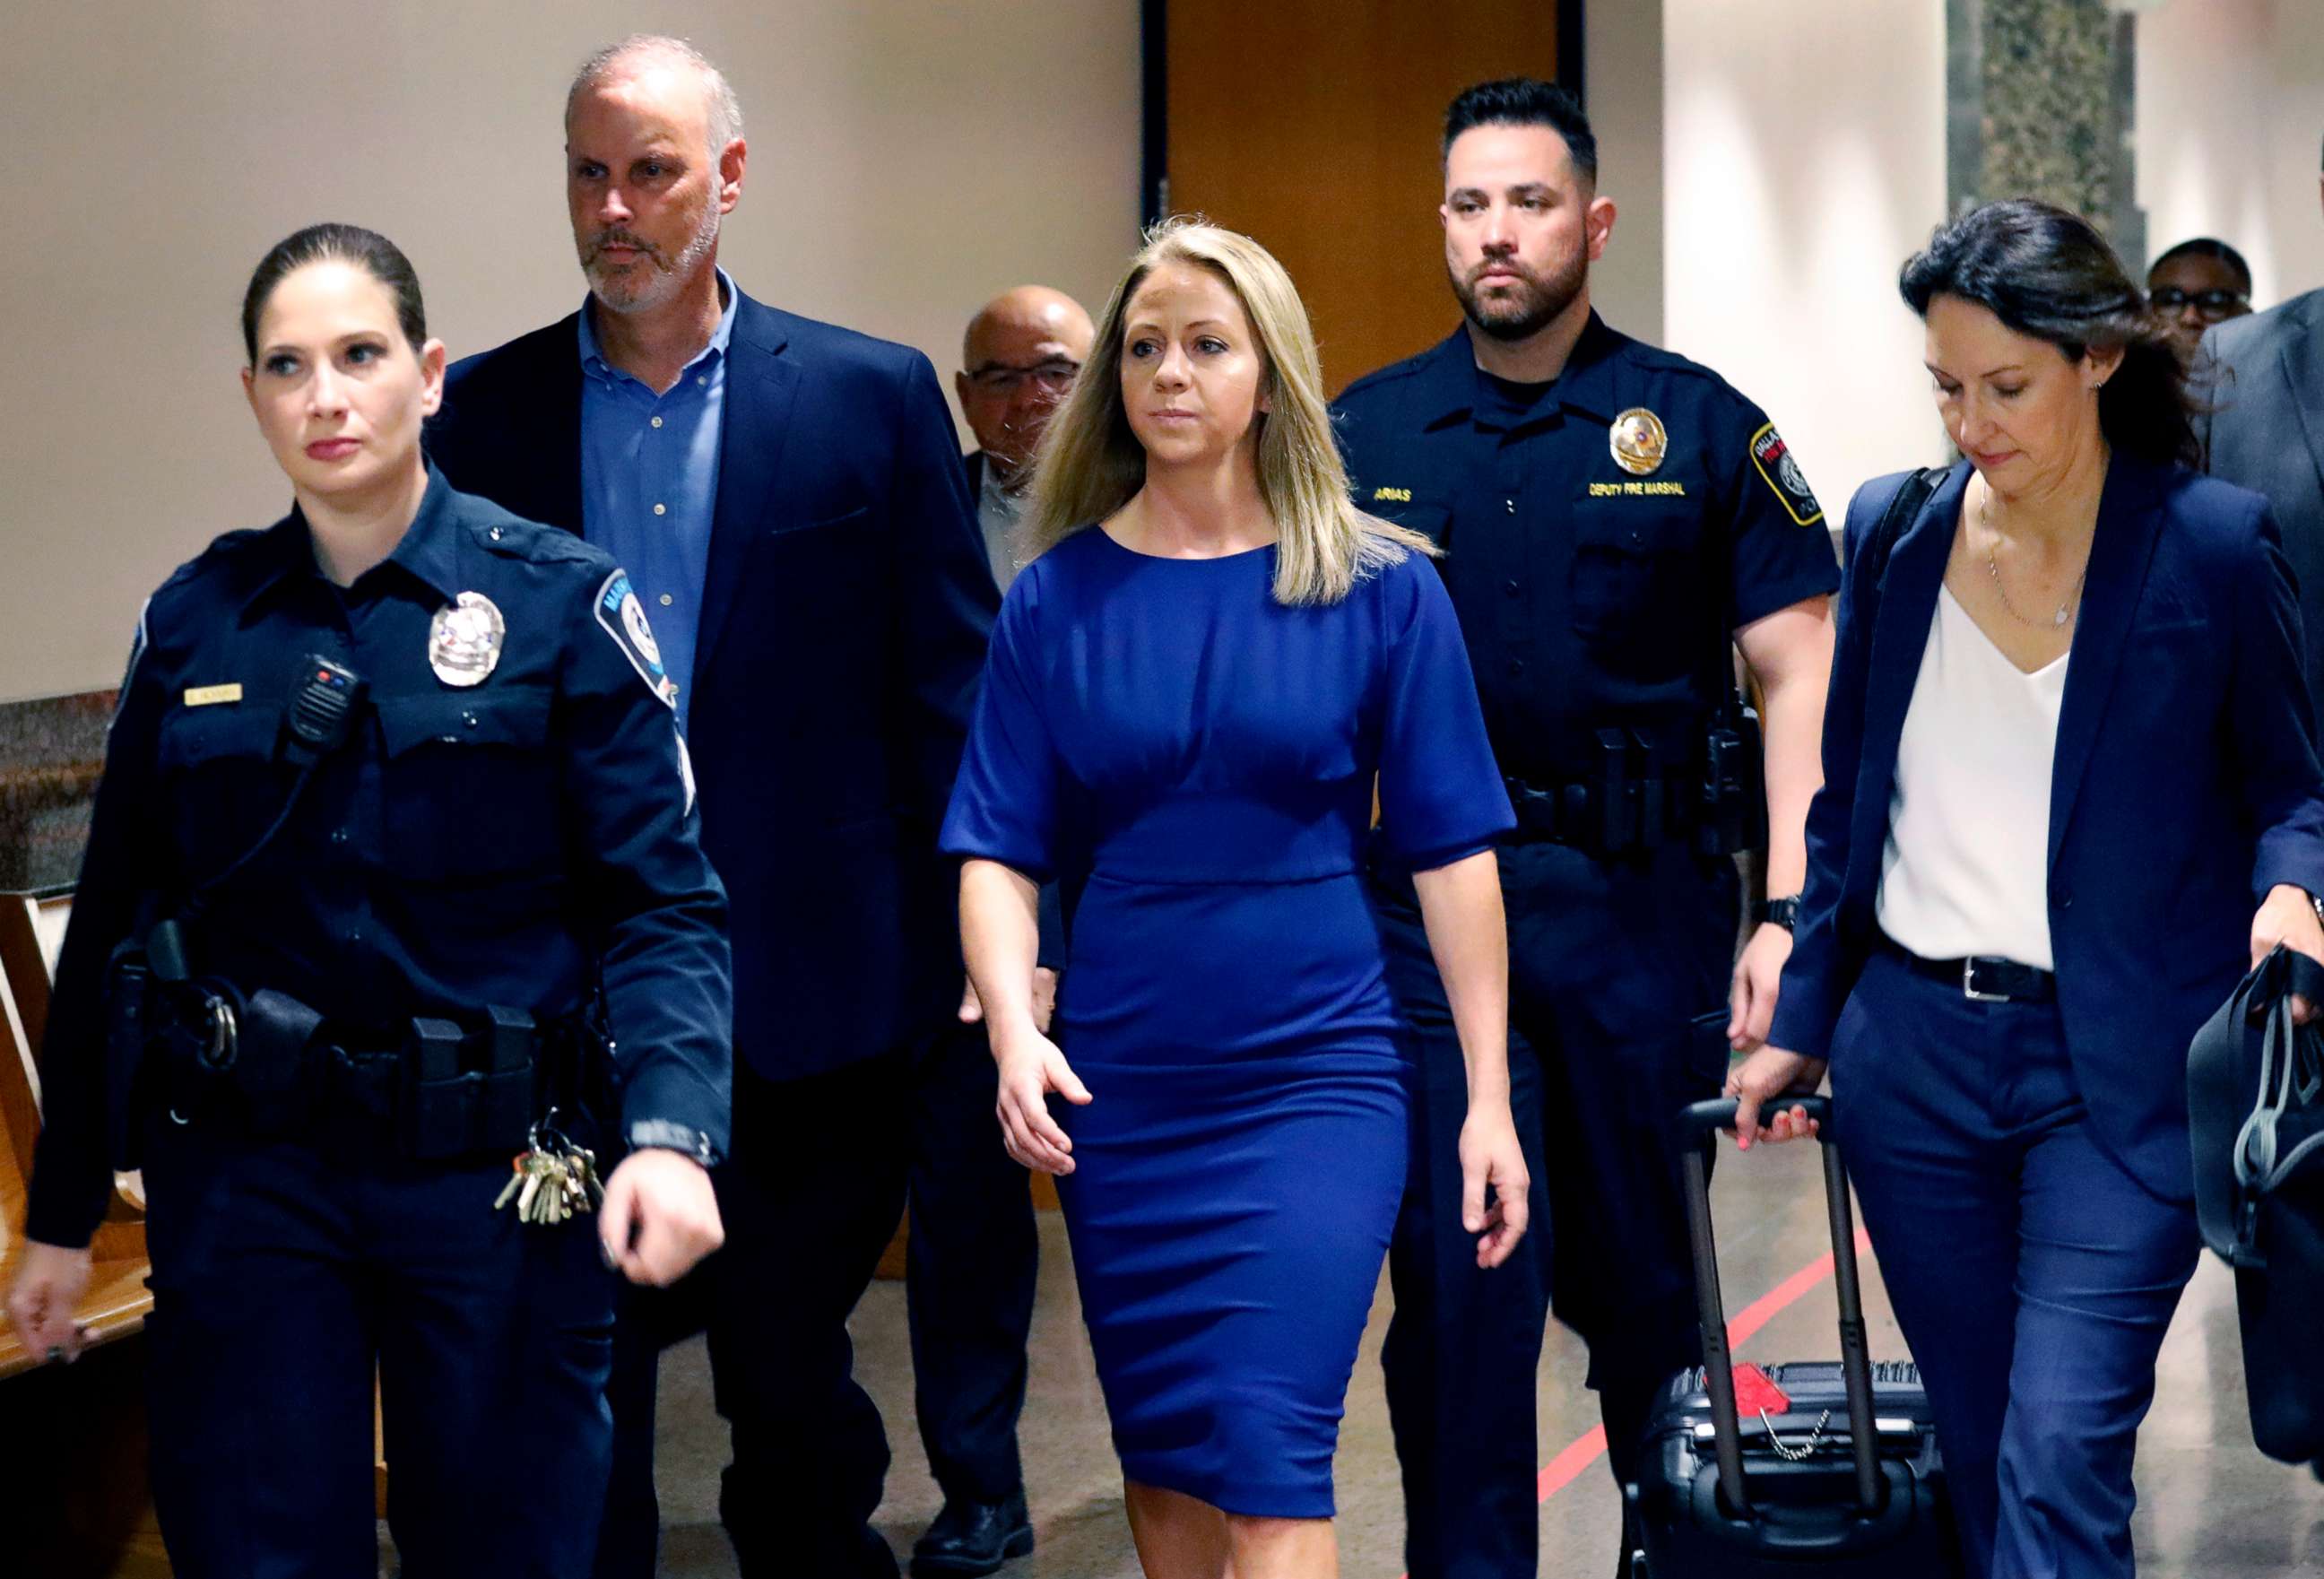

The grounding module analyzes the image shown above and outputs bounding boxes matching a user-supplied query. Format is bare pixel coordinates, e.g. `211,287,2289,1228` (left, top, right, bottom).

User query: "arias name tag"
183,683,243,707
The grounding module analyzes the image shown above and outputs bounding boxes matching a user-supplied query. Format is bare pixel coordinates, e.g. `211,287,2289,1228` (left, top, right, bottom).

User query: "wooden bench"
0,890,152,1380
0,889,170,1577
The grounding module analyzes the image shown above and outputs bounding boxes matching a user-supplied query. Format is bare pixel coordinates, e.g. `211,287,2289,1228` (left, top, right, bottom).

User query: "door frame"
1139,0,1589,227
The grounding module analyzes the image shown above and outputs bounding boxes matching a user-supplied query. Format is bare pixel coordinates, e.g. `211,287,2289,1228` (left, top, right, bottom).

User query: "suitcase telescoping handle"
1674,1097,1882,1519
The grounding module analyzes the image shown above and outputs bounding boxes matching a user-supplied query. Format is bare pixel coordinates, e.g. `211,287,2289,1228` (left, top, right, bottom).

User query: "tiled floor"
636,1136,2324,1576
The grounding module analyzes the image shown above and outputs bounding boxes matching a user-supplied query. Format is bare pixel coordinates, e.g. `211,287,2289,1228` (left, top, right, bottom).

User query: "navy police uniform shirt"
24,469,733,1248
1331,315,1840,783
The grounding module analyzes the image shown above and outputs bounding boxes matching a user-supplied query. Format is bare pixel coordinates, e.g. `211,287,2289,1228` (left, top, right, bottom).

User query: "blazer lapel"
2276,300,2324,508
508,313,585,534
2046,457,2166,875
1850,465,1964,884
694,299,802,692
536,355,585,534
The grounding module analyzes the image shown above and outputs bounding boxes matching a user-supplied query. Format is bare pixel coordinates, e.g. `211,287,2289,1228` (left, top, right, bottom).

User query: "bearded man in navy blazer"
426,35,1036,1579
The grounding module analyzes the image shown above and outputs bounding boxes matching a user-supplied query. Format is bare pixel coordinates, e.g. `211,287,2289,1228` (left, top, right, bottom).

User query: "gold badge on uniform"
1609,408,1668,476
429,591,506,688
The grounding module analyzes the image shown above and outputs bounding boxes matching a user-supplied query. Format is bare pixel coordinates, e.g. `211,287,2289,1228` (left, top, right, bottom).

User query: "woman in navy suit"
1730,199,2324,1578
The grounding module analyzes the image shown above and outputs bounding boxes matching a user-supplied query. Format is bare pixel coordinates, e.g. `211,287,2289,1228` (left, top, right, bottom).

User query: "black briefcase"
2188,945,2324,1463
1628,1097,1964,1576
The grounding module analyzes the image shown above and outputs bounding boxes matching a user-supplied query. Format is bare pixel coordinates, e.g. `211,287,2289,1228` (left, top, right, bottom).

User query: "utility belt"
1504,715,1765,859
115,952,605,1162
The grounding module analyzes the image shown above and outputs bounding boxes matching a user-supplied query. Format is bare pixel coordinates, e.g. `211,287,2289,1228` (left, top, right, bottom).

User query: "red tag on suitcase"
1731,1363,1791,1417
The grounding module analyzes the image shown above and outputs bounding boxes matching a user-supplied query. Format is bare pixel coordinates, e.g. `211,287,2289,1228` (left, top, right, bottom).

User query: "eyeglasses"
966,360,1081,395
2150,286,2250,315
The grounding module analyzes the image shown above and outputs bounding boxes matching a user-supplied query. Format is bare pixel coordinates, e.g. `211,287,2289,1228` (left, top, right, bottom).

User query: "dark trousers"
594,1022,1037,1579
139,1117,617,1578
1371,839,1736,1579
1835,950,2200,1579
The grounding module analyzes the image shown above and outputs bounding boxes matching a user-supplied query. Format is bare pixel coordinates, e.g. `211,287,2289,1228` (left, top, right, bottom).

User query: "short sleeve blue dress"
940,525,1512,1517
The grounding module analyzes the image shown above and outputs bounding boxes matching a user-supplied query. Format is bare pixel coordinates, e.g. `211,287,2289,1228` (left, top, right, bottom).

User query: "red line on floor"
1398,1228,1876,1579
1533,1424,1609,1502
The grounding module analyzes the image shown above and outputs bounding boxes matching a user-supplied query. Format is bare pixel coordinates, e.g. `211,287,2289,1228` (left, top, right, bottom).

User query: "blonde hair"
1022,218,1435,604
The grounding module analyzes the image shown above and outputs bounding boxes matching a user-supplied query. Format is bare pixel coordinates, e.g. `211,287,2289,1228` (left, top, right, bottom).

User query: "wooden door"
1160,1,1568,395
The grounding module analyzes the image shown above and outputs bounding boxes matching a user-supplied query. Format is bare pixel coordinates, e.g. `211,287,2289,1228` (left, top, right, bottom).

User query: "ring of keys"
493,1120,605,1227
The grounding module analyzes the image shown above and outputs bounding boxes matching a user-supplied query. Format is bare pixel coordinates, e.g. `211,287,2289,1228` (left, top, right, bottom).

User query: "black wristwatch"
1752,895,1801,932
626,1121,723,1168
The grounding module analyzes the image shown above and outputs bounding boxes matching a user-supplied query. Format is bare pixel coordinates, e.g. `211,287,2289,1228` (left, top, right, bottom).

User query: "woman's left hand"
2250,883,2324,1024
1458,1101,1531,1271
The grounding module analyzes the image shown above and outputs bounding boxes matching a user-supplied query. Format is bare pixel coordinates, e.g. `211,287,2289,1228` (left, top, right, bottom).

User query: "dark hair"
1443,77,1597,185
1900,198,2197,467
2148,236,2252,294
240,223,427,366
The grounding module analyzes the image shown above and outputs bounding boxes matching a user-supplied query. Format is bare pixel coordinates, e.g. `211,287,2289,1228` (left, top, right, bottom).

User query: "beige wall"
2138,0,2324,306
1585,1,1664,347
1661,0,1950,517
1,1,1140,703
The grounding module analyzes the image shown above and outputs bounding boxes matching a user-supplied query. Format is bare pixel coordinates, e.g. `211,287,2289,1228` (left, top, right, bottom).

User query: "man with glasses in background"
956,286,1095,590
2146,237,2253,349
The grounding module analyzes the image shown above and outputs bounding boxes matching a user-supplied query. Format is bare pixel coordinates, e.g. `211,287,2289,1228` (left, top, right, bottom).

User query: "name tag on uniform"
183,683,243,707
1587,481,1688,498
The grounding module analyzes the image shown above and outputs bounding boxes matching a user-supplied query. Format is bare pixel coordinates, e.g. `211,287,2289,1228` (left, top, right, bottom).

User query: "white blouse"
1876,585,2068,971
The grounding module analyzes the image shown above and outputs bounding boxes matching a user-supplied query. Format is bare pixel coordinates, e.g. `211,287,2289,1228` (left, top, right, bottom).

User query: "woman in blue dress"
942,220,1529,1579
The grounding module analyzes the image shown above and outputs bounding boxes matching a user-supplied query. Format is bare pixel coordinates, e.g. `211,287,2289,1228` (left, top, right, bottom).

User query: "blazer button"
2057,891,2075,909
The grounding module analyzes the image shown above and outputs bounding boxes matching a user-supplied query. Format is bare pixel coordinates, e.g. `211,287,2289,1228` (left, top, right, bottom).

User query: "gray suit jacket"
2203,286,2324,719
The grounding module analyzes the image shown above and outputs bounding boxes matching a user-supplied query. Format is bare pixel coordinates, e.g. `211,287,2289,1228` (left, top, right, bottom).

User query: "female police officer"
4,223,731,1577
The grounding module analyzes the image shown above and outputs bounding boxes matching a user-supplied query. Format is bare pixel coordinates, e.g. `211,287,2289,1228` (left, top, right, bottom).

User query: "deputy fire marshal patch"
595,569,680,708
1747,423,1823,526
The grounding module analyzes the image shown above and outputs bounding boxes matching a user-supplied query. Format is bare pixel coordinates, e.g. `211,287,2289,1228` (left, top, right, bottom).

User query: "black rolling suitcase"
1627,1097,1963,1576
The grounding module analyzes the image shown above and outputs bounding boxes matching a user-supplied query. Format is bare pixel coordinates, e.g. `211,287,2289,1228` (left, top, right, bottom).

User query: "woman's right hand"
6,1241,94,1363
1728,1045,1828,1150
993,1030,1093,1175
1458,1098,1531,1270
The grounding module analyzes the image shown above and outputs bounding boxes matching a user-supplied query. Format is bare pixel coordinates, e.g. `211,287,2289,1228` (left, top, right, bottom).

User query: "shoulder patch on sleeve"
594,569,680,709
1748,423,1824,526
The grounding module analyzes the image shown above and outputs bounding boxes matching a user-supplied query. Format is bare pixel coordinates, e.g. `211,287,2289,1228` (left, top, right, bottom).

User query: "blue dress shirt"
577,270,739,726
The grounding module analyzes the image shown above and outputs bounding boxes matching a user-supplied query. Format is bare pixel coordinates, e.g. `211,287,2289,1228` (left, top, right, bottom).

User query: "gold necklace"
1978,490,2086,630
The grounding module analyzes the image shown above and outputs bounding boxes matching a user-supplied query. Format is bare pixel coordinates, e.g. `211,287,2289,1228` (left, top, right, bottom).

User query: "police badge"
429,591,506,687
1609,408,1669,476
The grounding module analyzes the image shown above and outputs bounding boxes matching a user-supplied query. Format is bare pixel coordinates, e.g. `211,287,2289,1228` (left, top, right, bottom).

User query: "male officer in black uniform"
1333,80,1839,1579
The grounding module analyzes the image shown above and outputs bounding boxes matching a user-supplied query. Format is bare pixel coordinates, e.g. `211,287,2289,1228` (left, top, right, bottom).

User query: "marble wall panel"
1949,0,2142,257
0,692,112,896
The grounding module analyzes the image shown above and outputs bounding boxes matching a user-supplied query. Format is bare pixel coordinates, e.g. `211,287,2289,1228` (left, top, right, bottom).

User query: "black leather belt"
1880,934,2055,1003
